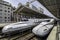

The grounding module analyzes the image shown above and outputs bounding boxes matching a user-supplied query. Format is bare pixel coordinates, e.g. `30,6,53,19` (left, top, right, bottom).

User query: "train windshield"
46,20,50,22
44,20,50,22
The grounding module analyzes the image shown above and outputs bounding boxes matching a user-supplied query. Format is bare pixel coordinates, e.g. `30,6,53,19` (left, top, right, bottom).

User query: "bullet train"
2,19,43,35
32,19,55,37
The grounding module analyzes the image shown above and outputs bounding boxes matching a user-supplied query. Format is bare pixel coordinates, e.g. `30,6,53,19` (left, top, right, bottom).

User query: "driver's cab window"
46,20,50,22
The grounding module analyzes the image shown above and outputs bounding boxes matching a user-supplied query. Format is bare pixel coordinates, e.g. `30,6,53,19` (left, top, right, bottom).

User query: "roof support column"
16,13,19,22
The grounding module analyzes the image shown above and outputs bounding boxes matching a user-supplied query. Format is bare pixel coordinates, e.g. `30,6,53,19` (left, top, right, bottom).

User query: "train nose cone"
2,27,6,33
2,25,9,33
32,26,49,37
37,27,48,36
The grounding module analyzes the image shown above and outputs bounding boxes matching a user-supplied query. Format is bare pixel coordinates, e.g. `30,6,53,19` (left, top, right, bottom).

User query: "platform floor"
47,26,57,40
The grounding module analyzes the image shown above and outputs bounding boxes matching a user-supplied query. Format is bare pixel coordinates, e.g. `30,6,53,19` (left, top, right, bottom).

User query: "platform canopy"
14,5,51,18
38,0,60,19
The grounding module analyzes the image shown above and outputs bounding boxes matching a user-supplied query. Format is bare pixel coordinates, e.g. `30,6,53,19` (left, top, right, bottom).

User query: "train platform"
47,26,57,40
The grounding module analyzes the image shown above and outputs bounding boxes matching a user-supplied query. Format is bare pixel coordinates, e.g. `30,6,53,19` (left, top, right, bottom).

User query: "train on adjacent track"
32,19,55,37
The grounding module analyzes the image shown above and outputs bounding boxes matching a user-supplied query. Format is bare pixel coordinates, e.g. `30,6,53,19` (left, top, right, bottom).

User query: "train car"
2,19,41,35
32,19,55,37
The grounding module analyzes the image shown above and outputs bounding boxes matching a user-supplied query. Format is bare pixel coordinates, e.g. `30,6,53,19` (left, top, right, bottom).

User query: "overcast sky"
3,0,57,19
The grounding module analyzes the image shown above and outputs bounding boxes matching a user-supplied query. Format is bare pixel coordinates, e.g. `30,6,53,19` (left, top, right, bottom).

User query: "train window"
34,21,41,23
18,23,26,24
45,20,50,22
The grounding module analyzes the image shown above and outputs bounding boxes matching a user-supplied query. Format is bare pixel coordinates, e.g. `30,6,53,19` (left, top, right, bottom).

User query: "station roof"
38,0,60,19
14,5,50,18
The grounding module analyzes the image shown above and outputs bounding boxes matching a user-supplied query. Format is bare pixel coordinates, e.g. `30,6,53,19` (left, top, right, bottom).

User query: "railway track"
14,33,35,40
30,37,38,40
0,28,46,40
0,30,38,40
10,31,32,40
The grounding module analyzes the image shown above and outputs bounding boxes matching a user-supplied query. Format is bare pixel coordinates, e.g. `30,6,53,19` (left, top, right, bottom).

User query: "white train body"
2,19,42,34
32,19,54,37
